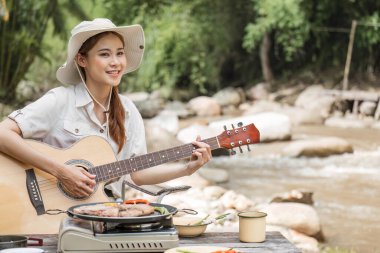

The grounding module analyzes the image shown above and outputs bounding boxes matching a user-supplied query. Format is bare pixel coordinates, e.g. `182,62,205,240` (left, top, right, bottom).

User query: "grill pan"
47,202,196,224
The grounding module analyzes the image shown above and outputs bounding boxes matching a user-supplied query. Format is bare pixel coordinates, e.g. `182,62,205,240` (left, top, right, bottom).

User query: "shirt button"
75,128,79,133
100,129,104,133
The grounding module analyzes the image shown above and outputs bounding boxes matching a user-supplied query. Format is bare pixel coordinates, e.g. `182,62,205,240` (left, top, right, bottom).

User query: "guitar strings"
33,137,221,193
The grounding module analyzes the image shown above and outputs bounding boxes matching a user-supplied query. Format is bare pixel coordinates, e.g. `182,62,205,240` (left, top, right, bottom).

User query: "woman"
0,18,211,199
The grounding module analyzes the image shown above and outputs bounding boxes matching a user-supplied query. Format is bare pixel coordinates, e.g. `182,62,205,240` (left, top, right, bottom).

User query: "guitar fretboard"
89,137,220,182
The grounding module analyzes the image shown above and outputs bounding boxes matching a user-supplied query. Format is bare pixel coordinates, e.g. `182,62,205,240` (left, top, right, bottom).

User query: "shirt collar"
74,82,93,107
74,81,131,118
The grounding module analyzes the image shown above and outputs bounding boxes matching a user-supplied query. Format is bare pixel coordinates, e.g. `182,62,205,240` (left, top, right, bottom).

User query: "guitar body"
0,136,116,234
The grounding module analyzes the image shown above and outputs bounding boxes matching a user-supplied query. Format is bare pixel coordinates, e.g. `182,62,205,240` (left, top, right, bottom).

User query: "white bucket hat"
56,18,145,85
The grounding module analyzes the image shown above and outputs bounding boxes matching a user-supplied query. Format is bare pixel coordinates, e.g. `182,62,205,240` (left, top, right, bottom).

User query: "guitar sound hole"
58,160,98,200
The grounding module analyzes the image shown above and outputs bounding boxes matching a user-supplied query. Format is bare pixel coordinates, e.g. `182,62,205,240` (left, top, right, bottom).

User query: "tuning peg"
247,144,251,152
231,123,235,129
237,122,243,127
223,125,227,131
230,149,236,155
239,146,243,153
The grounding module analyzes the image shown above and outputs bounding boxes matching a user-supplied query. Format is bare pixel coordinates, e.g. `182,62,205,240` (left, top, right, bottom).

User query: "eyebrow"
97,47,124,52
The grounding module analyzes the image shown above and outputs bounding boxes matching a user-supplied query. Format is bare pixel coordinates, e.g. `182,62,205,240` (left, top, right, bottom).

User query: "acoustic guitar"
0,123,259,234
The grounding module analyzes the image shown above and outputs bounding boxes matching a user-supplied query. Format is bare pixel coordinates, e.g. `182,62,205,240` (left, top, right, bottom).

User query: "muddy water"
209,125,380,253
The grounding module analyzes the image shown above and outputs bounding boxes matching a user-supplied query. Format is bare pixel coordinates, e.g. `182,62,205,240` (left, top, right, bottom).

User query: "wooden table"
27,232,301,252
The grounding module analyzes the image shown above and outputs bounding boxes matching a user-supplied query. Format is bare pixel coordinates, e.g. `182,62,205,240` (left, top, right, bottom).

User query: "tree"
105,0,254,99
243,0,310,86
0,0,87,104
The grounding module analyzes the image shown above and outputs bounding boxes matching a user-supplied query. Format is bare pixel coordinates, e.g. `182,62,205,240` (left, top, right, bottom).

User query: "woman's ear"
76,53,87,67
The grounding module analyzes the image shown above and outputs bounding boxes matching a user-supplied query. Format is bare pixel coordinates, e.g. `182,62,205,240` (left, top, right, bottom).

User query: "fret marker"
177,151,180,154
116,167,120,170
162,155,165,158
149,159,152,161
108,170,111,173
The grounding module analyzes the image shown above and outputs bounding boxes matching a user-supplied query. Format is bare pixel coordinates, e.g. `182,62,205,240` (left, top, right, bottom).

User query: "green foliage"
0,0,55,103
3,0,380,104
0,0,88,105
243,0,310,62
106,0,254,99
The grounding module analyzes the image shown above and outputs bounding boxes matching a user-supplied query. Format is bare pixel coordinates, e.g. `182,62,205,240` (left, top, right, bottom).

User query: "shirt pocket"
63,120,92,137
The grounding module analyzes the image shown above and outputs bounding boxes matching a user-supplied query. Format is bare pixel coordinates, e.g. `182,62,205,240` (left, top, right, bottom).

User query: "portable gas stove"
58,216,179,253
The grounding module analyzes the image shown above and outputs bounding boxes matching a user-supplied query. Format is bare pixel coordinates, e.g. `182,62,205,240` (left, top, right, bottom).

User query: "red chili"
123,199,150,205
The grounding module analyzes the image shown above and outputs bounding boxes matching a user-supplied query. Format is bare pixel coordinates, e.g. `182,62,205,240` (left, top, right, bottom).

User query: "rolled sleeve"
8,89,61,139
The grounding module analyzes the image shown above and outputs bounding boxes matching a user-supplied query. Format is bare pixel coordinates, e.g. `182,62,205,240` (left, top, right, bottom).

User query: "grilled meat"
119,203,155,216
72,203,155,217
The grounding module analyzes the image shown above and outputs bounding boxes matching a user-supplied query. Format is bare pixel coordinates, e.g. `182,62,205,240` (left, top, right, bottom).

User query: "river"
208,125,380,253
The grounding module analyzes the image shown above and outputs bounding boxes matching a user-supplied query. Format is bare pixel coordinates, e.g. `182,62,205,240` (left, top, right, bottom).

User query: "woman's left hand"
186,135,212,175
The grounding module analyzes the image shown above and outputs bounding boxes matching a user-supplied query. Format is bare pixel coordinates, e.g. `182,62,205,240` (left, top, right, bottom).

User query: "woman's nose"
110,55,120,65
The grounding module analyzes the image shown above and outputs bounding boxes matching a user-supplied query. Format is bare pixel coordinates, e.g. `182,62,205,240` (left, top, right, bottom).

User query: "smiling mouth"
106,70,121,76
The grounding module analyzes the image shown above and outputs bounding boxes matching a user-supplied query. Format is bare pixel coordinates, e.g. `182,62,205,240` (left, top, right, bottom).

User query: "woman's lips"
106,70,120,77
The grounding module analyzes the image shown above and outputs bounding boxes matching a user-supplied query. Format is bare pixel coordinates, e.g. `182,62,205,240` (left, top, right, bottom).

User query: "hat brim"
56,25,144,85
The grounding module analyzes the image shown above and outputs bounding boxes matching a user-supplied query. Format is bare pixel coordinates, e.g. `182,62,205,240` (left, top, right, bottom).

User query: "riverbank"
138,112,380,253
214,124,380,253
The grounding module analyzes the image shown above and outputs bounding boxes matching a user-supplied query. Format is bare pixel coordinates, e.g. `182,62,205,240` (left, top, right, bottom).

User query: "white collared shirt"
8,82,147,197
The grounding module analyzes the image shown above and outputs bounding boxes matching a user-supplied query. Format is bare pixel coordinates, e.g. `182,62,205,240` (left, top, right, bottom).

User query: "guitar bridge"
25,169,45,215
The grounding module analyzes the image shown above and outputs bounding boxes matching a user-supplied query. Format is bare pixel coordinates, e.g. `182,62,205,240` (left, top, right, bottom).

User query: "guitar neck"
90,137,220,183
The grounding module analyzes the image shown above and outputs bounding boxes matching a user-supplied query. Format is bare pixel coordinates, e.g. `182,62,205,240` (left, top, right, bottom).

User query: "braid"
109,87,126,153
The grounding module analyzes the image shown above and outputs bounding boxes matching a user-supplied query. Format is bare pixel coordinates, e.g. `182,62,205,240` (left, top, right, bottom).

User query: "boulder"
282,137,353,157
145,125,182,152
270,189,314,205
325,116,373,128
202,185,227,200
198,168,229,184
188,96,221,117
176,124,220,144
134,98,163,118
213,87,245,107
242,100,282,115
165,100,195,119
282,106,325,125
295,85,335,119
261,202,321,236
359,101,377,116
246,83,270,101
148,110,179,134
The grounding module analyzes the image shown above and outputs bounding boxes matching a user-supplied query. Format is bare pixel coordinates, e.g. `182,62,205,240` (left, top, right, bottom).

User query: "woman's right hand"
57,164,96,198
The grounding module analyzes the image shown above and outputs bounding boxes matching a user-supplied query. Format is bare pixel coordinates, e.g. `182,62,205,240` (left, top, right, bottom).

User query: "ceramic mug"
238,211,267,243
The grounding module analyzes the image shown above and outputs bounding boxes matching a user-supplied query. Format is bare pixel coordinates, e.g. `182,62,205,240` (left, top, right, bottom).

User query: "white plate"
165,245,231,253
0,248,44,253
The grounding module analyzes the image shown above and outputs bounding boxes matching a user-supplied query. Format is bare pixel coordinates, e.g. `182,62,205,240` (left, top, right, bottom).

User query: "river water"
208,125,380,253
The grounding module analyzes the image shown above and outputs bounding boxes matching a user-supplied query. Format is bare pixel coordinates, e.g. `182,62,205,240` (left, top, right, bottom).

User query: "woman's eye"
100,53,109,57
117,51,125,56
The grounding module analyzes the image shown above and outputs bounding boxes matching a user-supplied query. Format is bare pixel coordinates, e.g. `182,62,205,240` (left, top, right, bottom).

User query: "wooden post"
342,20,357,90
374,99,380,120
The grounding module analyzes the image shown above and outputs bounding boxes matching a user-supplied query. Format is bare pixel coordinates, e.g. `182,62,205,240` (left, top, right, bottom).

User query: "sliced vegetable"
154,206,170,215
104,202,118,207
192,214,210,225
123,199,150,205
192,213,231,225
211,249,237,253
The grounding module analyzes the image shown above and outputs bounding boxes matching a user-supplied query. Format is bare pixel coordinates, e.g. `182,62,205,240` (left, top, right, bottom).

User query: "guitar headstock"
216,122,260,155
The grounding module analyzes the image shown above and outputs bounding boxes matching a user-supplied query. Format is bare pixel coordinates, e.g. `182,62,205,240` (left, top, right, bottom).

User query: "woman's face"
79,33,127,88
